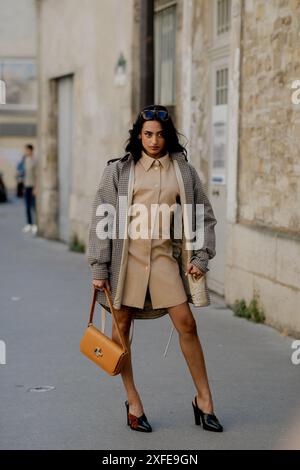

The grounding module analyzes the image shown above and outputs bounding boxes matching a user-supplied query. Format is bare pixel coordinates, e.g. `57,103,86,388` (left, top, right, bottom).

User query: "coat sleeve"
188,165,217,273
86,163,118,280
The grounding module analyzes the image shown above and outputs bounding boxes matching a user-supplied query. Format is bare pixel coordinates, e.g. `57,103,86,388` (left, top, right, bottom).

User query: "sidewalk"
0,197,299,450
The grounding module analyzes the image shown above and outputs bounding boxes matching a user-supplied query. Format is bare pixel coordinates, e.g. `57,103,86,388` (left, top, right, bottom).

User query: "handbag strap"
101,308,134,346
88,287,128,353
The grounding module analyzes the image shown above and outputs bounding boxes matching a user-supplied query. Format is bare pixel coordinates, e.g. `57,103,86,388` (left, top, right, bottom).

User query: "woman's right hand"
92,279,111,293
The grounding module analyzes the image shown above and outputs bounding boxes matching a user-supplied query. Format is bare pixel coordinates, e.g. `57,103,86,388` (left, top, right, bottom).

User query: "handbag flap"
80,324,127,375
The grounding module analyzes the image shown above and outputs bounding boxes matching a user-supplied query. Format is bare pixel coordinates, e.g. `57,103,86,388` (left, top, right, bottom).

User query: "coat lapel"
113,157,134,309
172,155,194,302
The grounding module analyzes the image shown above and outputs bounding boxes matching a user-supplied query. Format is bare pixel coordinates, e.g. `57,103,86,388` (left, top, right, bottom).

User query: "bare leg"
112,305,144,417
167,301,215,414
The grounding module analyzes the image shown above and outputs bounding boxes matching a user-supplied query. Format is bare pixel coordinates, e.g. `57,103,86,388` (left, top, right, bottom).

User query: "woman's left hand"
185,263,204,279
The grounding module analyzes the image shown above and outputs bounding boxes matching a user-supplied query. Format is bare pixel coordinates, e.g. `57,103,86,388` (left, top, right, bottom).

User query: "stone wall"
238,0,300,233
226,0,300,336
177,0,212,188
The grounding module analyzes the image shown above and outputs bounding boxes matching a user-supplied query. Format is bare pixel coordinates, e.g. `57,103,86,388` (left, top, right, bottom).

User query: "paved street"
0,197,299,450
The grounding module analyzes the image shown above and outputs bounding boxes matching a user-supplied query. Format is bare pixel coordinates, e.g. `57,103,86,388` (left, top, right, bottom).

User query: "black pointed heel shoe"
125,400,152,432
192,396,223,432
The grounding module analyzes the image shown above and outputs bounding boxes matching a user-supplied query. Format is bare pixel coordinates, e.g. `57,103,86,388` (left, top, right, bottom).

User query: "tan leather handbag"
80,286,130,376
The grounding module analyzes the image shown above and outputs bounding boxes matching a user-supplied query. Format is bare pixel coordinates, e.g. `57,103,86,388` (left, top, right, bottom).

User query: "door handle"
212,189,220,196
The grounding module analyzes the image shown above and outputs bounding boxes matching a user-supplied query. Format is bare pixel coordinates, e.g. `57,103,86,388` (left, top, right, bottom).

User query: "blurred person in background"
0,172,8,203
15,154,25,198
22,144,37,235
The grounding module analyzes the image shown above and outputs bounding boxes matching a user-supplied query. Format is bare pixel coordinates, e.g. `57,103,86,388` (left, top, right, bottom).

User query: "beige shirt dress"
121,150,188,310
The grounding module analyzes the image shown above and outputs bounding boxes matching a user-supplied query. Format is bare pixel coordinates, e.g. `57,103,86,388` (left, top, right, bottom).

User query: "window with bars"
216,67,228,105
216,0,231,35
154,0,177,106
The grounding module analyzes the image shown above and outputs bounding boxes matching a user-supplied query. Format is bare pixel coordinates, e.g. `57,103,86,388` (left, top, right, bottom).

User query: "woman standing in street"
87,104,223,433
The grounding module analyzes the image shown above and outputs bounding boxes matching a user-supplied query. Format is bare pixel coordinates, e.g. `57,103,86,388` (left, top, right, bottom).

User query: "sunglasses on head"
140,108,169,121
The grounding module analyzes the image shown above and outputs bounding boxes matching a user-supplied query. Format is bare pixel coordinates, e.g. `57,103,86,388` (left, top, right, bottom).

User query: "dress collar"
140,150,171,171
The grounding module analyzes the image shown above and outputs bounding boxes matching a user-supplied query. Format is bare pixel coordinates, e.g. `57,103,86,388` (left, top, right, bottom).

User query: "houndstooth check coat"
87,151,217,320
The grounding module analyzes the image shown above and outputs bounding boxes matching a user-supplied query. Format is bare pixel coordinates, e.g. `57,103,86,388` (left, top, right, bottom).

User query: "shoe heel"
192,396,223,432
124,399,152,432
125,400,129,426
192,401,201,426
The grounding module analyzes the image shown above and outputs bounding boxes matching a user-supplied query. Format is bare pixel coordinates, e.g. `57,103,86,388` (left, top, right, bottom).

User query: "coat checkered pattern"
86,151,217,320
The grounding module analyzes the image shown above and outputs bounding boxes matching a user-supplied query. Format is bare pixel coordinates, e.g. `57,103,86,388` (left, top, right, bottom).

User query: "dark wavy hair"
125,104,187,164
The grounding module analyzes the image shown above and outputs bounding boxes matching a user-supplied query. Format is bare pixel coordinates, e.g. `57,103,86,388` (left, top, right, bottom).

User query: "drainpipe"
140,0,154,108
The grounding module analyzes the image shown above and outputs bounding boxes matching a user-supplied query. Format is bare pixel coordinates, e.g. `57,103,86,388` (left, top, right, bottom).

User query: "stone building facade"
183,0,300,336
36,0,300,335
225,0,300,336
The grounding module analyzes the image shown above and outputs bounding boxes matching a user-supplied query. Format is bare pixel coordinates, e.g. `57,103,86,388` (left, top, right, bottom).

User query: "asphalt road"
0,196,299,450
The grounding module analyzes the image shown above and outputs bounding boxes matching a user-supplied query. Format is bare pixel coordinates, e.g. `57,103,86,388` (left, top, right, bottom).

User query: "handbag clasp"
94,347,103,357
